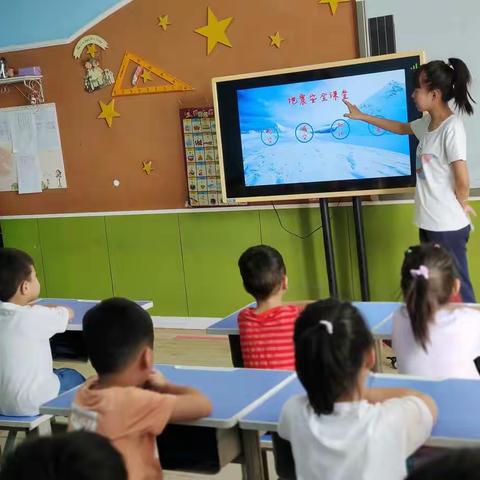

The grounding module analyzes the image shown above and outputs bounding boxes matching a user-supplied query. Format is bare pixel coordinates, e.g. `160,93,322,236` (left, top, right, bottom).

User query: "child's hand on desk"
64,306,74,321
37,304,74,321
143,371,169,392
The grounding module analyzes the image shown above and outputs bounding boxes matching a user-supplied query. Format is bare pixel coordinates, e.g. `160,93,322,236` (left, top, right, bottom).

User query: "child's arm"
162,383,213,422
343,100,413,135
41,304,75,321
58,306,74,321
144,372,212,422
365,387,438,421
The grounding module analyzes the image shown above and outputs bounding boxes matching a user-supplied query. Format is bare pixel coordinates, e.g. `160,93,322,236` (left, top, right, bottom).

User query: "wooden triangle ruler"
112,51,194,96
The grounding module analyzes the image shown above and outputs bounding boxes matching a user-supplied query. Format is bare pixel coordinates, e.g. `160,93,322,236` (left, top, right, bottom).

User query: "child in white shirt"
0,248,85,415
278,299,437,480
392,243,480,379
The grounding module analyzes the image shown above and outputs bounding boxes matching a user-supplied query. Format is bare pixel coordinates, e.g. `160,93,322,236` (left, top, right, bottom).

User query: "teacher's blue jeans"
419,225,476,303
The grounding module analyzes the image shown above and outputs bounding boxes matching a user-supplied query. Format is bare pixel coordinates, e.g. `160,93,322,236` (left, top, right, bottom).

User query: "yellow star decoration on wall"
97,99,120,128
269,32,284,48
195,7,233,55
158,15,171,31
318,0,350,15
86,44,97,57
142,160,154,175
140,69,153,82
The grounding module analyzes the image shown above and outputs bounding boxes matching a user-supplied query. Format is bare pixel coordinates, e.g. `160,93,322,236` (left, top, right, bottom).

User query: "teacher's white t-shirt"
410,114,470,232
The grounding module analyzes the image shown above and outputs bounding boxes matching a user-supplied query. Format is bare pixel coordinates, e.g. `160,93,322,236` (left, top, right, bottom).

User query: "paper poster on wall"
0,103,67,192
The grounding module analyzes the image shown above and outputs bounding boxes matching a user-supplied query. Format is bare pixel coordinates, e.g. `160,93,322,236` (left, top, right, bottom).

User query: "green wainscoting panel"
0,219,46,296
38,217,113,299
467,200,480,299
330,206,359,301
179,210,261,317
259,207,329,301
3,199,479,317
362,203,417,301
105,215,187,316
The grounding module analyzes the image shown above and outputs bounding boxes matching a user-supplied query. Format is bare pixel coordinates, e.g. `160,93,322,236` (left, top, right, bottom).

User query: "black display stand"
352,197,370,301
319,197,370,301
319,199,338,298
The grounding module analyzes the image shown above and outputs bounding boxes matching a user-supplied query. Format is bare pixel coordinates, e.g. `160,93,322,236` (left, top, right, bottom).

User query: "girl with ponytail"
278,298,437,480
393,243,480,378
344,58,476,303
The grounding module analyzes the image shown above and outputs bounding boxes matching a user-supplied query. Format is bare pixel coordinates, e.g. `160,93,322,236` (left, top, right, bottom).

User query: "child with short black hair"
392,243,480,378
0,247,84,416
406,448,480,480
0,431,127,480
70,297,212,480
237,245,302,370
279,299,437,480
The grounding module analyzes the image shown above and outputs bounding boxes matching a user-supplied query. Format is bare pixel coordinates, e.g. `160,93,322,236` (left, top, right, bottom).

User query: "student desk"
35,298,153,331
239,373,480,477
35,298,153,360
207,301,401,371
40,364,294,479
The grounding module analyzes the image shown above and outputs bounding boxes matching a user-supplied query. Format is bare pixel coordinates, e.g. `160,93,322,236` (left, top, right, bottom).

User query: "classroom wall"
3,201,479,318
0,0,358,215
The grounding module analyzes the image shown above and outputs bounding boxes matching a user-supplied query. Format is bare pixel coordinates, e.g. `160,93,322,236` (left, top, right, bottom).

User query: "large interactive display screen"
212,52,423,202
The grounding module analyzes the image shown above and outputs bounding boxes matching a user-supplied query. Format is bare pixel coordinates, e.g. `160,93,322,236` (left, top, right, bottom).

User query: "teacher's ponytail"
415,58,475,115
448,58,475,115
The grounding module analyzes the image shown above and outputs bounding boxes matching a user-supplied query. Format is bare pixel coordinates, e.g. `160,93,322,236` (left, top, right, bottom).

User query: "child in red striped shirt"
237,245,303,370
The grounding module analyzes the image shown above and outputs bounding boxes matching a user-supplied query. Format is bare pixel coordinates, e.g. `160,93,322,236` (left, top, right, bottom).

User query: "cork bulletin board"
0,0,358,215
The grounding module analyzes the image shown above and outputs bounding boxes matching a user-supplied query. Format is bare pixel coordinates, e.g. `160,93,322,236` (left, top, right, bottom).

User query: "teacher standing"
344,58,476,302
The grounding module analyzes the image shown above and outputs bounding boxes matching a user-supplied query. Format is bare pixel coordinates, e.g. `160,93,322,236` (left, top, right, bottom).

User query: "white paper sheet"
35,104,62,151
0,113,10,143
0,104,66,192
9,110,37,155
15,153,43,194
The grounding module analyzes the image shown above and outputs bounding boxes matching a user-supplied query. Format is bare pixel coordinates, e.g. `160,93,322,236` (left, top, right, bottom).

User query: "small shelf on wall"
0,75,44,104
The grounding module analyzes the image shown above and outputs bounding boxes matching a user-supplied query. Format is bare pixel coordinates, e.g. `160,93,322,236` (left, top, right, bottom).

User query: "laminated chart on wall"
0,103,66,193
180,107,223,207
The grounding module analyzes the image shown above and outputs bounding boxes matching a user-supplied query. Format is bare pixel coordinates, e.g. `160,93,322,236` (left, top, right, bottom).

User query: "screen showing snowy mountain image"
237,69,411,187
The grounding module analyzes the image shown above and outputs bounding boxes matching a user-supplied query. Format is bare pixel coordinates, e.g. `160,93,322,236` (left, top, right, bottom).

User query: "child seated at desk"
237,245,304,370
69,297,212,480
0,248,85,416
279,299,437,480
392,243,480,378
0,431,127,480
